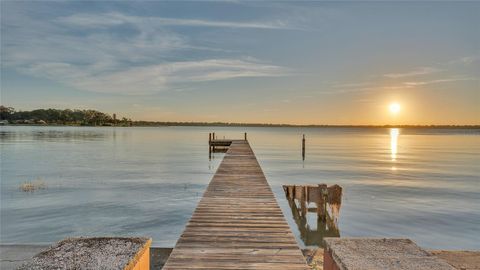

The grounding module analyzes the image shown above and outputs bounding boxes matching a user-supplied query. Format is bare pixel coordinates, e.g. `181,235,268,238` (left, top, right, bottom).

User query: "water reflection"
0,129,107,142
283,185,342,247
390,128,399,161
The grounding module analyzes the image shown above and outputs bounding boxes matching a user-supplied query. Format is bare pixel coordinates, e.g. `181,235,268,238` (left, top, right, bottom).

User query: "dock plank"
163,140,308,269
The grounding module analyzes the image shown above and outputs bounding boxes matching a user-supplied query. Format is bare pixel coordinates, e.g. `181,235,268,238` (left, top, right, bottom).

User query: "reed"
20,178,46,192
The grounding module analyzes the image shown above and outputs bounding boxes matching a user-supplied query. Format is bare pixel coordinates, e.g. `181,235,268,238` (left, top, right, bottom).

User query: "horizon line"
2,106,479,128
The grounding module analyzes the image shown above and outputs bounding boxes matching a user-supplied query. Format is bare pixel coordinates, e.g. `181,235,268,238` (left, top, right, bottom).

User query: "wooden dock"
163,139,308,270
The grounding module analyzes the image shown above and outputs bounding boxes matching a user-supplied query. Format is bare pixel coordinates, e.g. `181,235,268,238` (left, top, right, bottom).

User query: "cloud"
2,9,291,95
2,10,187,70
321,82,378,94
22,59,289,95
446,55,480,65
325,73,476,95
403,76,476,86
323,75,477,95
459,56,479,64
384,67,442,78
58,12,296,30
331,82,373,88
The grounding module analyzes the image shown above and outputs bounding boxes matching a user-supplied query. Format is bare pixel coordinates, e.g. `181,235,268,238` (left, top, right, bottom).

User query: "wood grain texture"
163,140,308,270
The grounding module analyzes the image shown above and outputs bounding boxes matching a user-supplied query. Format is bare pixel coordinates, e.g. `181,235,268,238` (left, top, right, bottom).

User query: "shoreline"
2,123,480,129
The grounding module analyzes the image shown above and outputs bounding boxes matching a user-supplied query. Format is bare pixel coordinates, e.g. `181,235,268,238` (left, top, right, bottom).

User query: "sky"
1,1,479,125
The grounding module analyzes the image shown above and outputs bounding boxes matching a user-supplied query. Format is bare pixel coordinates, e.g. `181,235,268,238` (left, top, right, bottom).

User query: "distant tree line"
0,106,131,126
1,105,478,128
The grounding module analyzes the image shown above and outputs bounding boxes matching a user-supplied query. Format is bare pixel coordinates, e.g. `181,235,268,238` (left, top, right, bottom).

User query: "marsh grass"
20,178,47,192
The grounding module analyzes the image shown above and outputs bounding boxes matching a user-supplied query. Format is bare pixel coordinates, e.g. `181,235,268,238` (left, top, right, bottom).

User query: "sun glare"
389,103,401,114
390,128,399,161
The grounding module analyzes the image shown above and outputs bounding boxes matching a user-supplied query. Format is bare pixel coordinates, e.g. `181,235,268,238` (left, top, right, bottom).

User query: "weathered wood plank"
162,140,308,270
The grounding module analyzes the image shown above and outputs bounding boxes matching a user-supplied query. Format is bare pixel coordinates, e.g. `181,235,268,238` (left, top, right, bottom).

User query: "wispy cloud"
459,56,479,65
22,59,289,95
58,12,297,30
403,76,476,86
331,82,373,88
322,87,378,94
384,67,442,78
322,81,379,94
325,72,476,95
327,57,478,95
446,55,480,65
2,9,291,95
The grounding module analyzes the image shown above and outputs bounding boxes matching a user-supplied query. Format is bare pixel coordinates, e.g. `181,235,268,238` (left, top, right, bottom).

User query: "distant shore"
2,123,480,129
2,106,479,129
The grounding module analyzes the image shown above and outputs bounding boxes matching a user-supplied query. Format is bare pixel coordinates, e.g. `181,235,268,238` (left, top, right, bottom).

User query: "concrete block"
17,237,151,270
324,238,455,270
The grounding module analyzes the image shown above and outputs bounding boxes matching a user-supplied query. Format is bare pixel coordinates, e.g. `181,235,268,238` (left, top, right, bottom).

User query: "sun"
389,103,401,114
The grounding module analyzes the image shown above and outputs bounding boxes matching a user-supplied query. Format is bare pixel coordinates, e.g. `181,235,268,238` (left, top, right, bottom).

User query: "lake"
1,126,479,250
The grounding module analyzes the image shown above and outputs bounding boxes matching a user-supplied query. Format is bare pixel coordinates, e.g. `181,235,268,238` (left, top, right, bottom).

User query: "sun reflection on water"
390,128,399,161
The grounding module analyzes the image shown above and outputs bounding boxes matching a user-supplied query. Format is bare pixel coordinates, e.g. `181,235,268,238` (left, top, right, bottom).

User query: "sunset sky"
1,1,479,125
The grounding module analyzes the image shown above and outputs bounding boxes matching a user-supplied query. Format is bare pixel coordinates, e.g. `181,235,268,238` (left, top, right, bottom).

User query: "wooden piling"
302,134,306,160
317,184,327,221
212,132,216,152
283,183,340,222
208,133,212,159
244,132,247,141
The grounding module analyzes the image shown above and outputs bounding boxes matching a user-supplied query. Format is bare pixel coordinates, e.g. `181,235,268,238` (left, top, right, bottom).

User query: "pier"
163,138,309,269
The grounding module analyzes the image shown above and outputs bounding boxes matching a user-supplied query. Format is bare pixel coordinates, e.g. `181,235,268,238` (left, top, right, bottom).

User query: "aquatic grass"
19,178,47,192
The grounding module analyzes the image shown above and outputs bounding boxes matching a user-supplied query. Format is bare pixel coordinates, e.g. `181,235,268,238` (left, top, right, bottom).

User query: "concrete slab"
16,237,151,270
324,238,455,270
0,245,172,270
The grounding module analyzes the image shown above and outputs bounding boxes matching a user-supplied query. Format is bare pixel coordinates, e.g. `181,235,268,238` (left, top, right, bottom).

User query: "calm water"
1,126,479,250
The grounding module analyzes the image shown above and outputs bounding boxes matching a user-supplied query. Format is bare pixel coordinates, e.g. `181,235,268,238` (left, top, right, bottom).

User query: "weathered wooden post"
300,186,308,217
209,133,212,159
302,134,306,160
327,184,343,225
244,132,247,141
317,184,327,221
212,132,216,152
288,185,295,200
283,185,295,201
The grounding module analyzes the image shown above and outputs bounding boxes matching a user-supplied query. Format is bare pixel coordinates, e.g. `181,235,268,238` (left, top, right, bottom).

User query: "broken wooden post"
292,185,305,216
317,184,327,221
327,184,342,205
306,185,320,205
283,185,295,200
327,184,343,225
283,183,343,224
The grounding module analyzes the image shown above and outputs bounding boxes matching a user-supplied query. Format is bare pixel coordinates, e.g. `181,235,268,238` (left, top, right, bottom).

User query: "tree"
1,106,119,125
0,106,15,120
